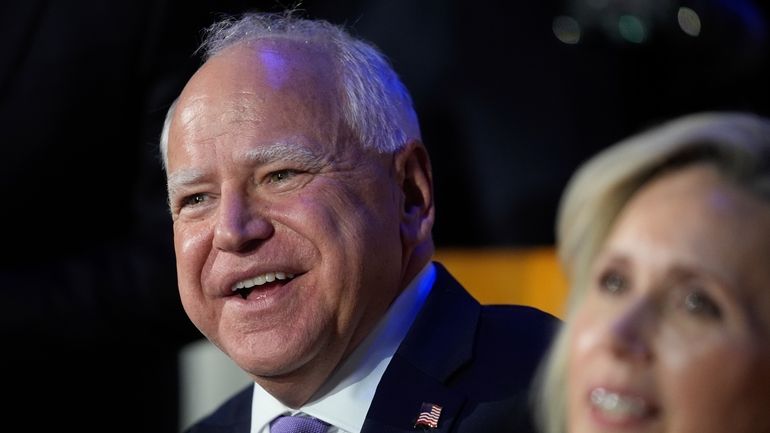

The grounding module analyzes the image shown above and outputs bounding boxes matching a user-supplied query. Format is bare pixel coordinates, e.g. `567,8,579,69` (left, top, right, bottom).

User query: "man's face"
166,40,408,388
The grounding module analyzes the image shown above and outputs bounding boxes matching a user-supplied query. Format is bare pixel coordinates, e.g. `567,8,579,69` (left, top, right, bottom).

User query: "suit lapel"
362,263,481,433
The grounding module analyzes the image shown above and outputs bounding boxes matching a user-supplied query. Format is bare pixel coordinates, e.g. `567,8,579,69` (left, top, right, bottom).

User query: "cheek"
660,343,724,415
173,222,213,311
174,224,211,277
568,310,604,375
566,311,603,419
659,335,770,432
287,184,396,275
658,328,740,391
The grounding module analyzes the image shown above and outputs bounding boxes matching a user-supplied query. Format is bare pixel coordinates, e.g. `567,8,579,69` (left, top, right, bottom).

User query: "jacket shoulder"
477,304,560,369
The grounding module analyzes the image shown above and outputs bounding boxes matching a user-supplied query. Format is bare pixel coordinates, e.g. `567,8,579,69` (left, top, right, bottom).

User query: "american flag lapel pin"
414,402,443,430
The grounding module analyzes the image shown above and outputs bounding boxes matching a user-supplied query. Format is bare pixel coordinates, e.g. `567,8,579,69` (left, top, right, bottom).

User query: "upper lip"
232,271,296,291
217,266,304,297
587,384,658,418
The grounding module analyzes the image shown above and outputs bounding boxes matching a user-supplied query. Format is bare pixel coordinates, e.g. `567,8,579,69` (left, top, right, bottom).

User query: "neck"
257,241,435,408
402,240,434,287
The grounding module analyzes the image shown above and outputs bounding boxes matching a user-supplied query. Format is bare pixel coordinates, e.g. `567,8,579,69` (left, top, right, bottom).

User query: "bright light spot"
553,15,581,44
677,7,702,36
618,15,646,43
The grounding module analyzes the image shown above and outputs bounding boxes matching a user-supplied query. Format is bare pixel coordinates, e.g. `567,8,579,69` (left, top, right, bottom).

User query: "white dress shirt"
249,262,436,433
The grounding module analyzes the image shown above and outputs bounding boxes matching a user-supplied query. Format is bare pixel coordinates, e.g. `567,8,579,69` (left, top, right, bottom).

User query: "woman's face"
567,163,770,433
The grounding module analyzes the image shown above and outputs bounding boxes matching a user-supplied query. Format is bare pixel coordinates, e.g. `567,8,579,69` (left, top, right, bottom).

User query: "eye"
267,169,297,183
598,269,629,295
180,193,207,208
682,288,722,319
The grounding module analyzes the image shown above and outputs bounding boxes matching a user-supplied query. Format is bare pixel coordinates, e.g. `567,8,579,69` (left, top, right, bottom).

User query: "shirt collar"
250,262,436,433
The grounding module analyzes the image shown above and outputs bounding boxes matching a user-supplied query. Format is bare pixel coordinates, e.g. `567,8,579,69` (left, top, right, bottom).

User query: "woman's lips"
588,386,658,427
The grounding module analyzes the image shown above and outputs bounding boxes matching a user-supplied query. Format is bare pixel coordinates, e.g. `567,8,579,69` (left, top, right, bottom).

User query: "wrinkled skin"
165,39,434,406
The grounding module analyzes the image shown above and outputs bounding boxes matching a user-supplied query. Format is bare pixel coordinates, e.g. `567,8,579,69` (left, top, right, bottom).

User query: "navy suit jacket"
185,262,559,433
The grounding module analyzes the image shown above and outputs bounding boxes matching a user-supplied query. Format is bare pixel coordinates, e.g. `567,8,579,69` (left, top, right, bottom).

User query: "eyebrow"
596,248,738,294
167,168,206,200
242,141,326,168
166,141,328,198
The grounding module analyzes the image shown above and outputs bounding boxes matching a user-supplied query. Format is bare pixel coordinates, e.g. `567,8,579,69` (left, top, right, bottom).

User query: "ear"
394,139,435,247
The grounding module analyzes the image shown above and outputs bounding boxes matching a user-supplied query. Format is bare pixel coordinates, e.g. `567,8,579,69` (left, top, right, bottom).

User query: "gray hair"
533,111,770,433
159,11,420,170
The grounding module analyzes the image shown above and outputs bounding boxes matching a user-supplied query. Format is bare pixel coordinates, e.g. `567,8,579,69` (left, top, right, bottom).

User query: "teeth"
231,272,296,292
590,388,647,418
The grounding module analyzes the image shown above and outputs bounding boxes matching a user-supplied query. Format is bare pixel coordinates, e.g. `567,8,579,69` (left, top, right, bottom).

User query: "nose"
607,300,655,362
213,189,274,252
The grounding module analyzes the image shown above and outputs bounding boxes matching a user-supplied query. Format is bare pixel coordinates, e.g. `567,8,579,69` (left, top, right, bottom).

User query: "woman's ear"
394,139,435,246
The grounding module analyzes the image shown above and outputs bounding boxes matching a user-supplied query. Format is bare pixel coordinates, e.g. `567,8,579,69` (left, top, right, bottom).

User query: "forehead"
178,40,337,125
167,39,344,168
181,38,338,115
617,164,770,243
189,38,337,94
607,163,770,302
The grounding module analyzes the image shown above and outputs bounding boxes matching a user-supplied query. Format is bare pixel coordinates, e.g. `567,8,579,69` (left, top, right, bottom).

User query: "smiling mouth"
590,387,655,421
231,272,296,299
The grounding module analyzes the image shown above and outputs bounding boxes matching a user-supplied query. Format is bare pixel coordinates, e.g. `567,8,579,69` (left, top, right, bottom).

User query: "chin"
231,334,321,377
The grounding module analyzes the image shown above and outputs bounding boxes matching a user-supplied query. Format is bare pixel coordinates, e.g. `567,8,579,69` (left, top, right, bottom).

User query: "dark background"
1,1,767,432
0,1,250,432
295,0,770,246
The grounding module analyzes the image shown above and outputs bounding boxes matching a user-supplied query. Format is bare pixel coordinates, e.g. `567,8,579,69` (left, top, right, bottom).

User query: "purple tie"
270,415,330,433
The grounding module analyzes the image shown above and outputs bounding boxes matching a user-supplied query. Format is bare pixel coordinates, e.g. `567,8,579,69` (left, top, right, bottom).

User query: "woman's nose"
607,299,655,363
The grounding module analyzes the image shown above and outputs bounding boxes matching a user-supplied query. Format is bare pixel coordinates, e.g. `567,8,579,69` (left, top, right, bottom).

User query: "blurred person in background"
534,111,770,433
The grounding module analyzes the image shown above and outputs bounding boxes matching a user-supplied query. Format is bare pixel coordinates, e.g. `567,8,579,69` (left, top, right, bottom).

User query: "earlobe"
395,140,435,245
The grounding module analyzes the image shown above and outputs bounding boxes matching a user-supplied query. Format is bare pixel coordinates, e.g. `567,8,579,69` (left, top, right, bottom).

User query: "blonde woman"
535,112,770,433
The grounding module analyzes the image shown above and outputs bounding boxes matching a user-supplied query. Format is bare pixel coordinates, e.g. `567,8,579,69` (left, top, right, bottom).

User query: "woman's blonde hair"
533,111,770,433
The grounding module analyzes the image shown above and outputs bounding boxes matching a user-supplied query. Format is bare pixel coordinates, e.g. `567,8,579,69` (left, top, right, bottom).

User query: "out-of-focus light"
618,15,647,43
677,7,702,36
553,15,581,44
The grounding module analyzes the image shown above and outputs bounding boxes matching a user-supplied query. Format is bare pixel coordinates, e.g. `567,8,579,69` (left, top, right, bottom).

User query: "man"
161,11,557,433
